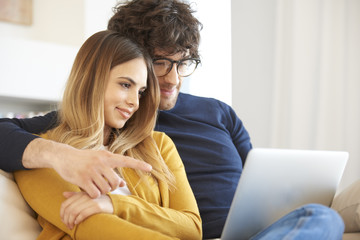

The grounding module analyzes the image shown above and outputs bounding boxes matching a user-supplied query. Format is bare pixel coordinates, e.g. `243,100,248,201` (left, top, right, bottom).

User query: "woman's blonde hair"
48,30,175,188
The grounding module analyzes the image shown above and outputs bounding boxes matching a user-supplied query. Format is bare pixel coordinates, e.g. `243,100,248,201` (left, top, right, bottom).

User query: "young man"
0,0,344,239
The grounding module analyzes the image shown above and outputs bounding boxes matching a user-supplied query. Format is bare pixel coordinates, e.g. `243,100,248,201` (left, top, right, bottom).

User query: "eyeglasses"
152,58,201,77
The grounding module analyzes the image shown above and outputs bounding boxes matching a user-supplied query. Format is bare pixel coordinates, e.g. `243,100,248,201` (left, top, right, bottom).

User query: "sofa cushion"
0,170,41,239
331,179,360,233
343,233,360,240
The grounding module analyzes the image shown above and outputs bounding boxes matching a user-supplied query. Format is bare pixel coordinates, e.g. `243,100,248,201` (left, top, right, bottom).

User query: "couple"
0,0,344,239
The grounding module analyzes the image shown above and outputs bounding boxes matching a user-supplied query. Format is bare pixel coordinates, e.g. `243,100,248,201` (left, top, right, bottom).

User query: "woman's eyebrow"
119,76,136,84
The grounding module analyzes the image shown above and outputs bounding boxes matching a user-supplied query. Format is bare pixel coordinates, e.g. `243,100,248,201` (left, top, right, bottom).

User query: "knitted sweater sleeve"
0,111,58,171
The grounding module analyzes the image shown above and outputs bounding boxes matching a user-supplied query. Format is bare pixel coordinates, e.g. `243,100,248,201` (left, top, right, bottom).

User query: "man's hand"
23,138,152,198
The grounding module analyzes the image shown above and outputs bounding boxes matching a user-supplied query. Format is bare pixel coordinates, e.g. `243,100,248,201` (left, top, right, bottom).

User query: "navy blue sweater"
0,92,252,239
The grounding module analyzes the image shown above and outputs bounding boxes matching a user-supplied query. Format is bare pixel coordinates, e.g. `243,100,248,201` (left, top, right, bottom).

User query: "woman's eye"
120,83,131,88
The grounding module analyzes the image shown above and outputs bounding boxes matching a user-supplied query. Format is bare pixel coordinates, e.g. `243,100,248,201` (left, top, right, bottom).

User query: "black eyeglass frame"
152,57,201,77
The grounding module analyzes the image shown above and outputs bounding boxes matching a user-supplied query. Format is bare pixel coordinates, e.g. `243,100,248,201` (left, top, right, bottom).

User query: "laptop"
221,148,348,240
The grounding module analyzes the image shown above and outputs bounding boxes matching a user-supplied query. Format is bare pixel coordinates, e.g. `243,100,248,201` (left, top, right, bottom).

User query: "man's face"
153,49,189,110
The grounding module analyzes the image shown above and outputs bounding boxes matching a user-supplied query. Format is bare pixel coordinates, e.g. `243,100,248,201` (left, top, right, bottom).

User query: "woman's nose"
127,90,139,108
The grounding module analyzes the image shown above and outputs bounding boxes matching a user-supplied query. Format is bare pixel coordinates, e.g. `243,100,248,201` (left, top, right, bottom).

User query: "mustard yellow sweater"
14,131,202,240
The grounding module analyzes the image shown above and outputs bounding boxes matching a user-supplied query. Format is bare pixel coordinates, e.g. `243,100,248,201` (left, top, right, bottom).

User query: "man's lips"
160,88,176,97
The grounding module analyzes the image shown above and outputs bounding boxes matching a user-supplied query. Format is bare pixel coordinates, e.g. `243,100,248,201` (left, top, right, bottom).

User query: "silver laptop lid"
221,148,348,240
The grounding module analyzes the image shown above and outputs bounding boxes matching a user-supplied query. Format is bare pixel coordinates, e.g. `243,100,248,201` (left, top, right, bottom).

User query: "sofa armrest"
331,179,360,233
0,169,41,239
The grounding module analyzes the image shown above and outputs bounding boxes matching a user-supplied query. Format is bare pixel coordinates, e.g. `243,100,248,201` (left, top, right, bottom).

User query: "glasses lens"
153,58,200,77
153,59,172,77
178,59,198,77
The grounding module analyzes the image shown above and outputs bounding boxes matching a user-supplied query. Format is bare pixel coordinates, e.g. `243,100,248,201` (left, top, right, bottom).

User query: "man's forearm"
22,137,75,169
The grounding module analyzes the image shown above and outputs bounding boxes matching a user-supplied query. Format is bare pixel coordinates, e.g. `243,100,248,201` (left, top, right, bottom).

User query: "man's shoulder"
178,92,227,107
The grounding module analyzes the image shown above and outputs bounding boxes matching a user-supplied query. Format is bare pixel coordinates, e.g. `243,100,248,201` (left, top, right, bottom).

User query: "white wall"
185,0,232,105
231,0,360,192
0,0,116,103
231,0,277,148
0,0,85,46
0,0,86,103
83,0,118,39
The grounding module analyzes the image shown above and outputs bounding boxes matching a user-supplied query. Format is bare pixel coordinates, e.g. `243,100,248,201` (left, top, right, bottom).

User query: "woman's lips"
116,108,132,119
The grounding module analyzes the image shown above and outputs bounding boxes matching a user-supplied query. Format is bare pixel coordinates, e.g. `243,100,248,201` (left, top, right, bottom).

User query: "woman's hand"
60,191,114,229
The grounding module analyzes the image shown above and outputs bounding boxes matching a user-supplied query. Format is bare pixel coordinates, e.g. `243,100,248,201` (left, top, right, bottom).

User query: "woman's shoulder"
151,131,176,152
151,131,183,169
151,131,171,143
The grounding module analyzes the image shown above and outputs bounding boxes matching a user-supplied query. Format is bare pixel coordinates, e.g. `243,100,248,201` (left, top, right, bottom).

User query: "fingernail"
147,164,152,171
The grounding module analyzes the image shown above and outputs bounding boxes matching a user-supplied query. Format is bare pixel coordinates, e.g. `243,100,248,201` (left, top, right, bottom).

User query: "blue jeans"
250,204,344,240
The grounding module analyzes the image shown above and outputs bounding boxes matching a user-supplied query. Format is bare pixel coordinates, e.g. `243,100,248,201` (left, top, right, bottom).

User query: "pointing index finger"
112,155,152,172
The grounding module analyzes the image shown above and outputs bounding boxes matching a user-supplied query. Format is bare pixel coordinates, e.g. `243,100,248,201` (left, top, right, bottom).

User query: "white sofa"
332,179,360,240
1,169,359,240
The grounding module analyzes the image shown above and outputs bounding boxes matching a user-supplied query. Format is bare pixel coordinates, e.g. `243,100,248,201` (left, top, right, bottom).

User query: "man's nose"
162,65,180,85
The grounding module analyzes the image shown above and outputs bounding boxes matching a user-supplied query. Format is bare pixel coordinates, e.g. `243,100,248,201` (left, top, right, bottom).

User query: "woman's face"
104,57,147,130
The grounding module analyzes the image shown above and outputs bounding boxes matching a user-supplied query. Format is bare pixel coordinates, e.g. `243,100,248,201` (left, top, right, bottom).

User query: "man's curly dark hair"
108,0,202,59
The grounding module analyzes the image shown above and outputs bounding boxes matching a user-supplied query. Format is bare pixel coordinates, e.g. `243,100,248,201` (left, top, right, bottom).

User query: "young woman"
14,30,202,240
